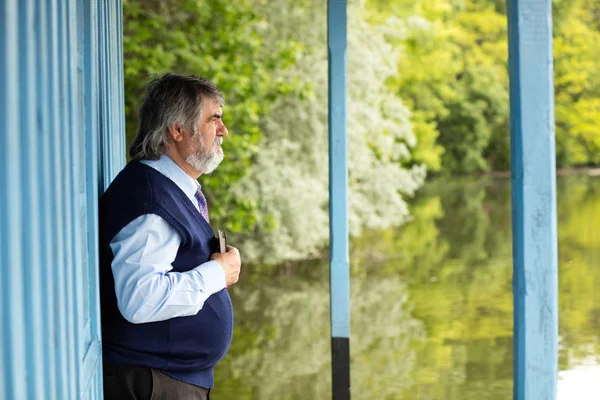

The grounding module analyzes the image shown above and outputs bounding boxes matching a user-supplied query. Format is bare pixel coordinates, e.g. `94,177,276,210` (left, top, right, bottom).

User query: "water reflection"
215,265,424,399
213,175,600,399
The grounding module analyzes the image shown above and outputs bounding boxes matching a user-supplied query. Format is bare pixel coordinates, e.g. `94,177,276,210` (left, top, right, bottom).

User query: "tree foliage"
367,0,509,173
367,0,600,172
554,0,600,166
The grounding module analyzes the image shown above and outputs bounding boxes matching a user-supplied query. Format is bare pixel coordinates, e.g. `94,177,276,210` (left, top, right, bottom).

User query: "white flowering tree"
233,0,426,265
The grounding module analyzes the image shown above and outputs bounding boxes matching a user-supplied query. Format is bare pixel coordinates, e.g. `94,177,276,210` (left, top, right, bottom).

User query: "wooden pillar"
507,0,558,398
328,1,350,399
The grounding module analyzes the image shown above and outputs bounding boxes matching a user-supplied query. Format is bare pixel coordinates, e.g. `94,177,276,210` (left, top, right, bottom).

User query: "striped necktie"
194,186,210,223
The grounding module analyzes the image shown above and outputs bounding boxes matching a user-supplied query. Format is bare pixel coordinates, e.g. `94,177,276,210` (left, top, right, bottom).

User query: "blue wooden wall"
0,0,125,399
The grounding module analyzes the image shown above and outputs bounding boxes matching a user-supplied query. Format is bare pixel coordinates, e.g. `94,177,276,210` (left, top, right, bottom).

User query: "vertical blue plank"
81,0,104,396
18,0,47,398
328,1,350,399
107,0,126,179
98,0,110,188
35,0,59,397
101,0,110,186
83,0,100,342
98,0,125,188
116,0,126,165
57,0,78,396
45,0,65,398
0,0,28,399
81,0,104,397
65,0,85,396
507,0,558,399
48,0,71,397
75,0,90,348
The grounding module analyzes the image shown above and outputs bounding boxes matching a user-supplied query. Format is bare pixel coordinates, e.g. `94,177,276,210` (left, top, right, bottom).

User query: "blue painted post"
0,3,28,400
507,0,558,399
328,1,350,399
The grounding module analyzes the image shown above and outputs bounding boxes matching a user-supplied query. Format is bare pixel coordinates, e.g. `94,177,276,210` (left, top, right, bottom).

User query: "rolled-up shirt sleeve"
109,213,226,324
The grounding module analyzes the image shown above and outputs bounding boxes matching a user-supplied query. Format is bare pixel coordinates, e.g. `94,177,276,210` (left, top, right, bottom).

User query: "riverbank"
449,167,600,178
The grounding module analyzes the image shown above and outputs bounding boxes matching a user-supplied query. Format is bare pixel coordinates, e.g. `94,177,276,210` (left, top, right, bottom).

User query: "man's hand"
210,245,241,287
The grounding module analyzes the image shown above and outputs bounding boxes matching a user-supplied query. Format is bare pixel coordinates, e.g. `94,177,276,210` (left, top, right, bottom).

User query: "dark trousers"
103,364,211,400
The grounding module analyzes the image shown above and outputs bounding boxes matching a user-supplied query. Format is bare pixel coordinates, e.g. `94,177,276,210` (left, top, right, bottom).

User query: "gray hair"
129,73,225,161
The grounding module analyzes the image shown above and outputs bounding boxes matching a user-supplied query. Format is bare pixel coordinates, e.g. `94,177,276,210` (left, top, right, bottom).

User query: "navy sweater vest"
99,161,233,388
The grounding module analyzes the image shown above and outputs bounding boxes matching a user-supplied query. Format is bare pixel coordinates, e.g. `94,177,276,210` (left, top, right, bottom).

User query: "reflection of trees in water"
353,176,600,399
214,272,424,399
556,175,600,371
365,178,514,399
215,175,600,399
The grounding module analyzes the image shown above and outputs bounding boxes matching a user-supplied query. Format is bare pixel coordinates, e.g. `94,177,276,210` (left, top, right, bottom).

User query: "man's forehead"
204,99,223,111
201,101,222,116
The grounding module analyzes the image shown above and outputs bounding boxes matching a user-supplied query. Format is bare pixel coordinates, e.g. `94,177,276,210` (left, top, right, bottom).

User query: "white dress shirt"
109,155,226,324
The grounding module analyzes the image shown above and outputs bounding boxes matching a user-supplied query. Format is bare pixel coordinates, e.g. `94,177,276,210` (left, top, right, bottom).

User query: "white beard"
186,136,224,174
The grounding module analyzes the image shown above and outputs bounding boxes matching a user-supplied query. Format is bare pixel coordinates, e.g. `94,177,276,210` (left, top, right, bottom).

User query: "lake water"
213,174,600,399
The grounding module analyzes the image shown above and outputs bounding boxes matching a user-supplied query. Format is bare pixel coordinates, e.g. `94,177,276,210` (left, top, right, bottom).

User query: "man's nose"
217,120,228,136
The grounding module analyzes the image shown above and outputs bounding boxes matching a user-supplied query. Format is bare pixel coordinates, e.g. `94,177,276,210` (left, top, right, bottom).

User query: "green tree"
368,0,510,173
368,0,600,173
554,1,600,166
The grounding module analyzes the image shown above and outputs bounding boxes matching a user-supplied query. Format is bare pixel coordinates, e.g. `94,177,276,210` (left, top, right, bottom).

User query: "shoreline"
449,167,600,178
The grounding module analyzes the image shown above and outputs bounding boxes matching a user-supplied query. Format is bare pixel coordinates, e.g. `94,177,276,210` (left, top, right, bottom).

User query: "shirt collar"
141,155,200,207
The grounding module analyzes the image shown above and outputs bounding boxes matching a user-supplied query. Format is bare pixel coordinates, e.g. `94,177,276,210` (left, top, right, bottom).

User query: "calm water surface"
213,175,600,399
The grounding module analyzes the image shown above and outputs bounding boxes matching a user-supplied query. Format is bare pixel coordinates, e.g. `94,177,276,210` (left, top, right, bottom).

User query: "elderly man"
99,73,241,400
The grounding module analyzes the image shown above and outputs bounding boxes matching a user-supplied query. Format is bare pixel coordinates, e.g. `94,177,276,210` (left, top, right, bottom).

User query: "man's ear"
167,124,184,142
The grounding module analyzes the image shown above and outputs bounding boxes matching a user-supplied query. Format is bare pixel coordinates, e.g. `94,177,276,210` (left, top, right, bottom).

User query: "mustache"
213,137,223,147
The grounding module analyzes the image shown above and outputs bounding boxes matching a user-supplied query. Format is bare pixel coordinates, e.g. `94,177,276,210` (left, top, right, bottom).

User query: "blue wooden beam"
507,0,558,399
0,1,28,399
328,1,350,399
